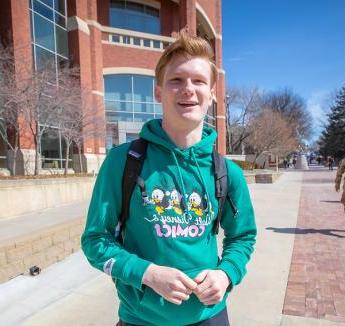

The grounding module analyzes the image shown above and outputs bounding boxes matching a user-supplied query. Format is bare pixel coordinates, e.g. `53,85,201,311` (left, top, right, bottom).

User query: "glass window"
109,0,160,35
55,25,68,57
55,12,66,28
104,74,158,123
35,45,56,70
105,101,132,112
34,13,55,51
133,37,141,46
133,103,154,113
40,0,54,9
133,75,153,103
143,39,150,47
104,75,132,101
106,111,133,122
54,0,66,15
112,35,120,43
33,0,54,21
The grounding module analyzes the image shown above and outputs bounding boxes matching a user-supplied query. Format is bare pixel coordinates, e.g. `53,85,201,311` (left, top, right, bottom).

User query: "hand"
193,270,230,306
142,264,197,305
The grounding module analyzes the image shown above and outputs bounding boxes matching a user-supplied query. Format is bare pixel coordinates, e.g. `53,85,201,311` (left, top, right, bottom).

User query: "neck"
162,120,203,148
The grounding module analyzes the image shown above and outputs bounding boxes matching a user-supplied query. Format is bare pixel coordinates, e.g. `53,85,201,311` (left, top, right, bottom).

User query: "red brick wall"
160,0,180,36
102,44,161,70
197,0,218,32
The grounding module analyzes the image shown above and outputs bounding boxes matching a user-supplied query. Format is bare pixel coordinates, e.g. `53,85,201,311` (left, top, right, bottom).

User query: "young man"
81,33,256,326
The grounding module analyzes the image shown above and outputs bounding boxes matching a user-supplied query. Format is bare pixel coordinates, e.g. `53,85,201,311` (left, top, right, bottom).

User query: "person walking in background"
328,156,334,170
283,158,288,169
81,33,257,326
335,157,345,212
292,157,297,169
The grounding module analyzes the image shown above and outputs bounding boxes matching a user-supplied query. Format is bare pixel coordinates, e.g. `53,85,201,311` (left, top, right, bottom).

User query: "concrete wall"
0,177,95,219
0,217,84,283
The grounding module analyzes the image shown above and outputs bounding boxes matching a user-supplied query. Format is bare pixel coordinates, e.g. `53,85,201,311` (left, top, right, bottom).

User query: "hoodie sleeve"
81,146,151,290
216,160,257,288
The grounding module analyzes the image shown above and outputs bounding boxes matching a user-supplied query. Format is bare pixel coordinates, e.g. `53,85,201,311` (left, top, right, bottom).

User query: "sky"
222,0,345,141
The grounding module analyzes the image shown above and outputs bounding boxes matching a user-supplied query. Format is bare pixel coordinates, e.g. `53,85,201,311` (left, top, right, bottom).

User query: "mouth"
177,101,199,108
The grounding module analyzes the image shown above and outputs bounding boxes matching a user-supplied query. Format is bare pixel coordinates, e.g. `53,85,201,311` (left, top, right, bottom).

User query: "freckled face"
155,55,215,129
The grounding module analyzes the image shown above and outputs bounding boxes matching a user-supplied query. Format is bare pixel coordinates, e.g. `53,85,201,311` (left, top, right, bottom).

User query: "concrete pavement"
1,168,344,326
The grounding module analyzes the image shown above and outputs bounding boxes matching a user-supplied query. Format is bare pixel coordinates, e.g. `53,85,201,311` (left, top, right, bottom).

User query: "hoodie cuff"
217,260,241,289
120,255,152,291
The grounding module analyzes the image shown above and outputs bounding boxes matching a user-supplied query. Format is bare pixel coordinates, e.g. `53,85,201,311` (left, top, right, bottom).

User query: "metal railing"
101,26,175,51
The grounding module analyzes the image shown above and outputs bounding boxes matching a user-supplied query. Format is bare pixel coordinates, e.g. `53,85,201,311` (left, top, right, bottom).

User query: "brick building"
0,0,225,175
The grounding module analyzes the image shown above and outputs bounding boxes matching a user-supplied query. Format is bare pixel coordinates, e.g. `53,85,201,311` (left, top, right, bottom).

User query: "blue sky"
222,0,345,140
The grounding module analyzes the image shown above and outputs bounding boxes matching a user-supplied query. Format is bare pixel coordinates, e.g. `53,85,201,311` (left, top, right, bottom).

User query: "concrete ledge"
255,172,282,183
0,217,85,283
244,172,256,184
0,177,95,219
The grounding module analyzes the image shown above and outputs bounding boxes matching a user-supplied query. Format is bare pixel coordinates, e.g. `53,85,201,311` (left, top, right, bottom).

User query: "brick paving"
283,168,345,323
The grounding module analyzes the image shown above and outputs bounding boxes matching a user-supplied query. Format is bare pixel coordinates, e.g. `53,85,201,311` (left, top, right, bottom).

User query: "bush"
231,160,254,170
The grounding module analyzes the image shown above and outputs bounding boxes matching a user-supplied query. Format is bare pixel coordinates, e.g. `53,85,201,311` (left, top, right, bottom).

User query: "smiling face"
154,55,215,130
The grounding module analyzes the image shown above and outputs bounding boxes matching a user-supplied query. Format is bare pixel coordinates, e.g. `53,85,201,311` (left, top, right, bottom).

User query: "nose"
181,79,194,96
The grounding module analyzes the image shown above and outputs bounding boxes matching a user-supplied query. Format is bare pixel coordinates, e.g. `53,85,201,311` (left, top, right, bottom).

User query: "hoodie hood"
139,119,217,157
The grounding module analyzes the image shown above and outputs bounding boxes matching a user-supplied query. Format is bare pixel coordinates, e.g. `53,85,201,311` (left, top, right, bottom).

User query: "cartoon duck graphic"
188,191,206,217
151,188,170,215
170,189,183,215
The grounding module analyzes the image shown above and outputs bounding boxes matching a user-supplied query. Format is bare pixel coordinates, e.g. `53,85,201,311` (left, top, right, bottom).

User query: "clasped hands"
142,264,230,306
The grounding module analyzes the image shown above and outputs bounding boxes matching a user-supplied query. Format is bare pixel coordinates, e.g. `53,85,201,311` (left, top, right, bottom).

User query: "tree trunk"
64,141,70,175
77,145,82,173
34,135,39,175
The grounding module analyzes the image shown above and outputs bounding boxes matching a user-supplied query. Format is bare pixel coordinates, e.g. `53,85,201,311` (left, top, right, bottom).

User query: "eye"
169,77,182,83
194,79,207,85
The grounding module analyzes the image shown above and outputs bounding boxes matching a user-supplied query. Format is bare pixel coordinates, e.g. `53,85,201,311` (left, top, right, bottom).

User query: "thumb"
194,270,208,284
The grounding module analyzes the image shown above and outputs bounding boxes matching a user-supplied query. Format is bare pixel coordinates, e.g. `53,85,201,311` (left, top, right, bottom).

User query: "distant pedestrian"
317,156,322,165
328,156,334,170
283,158,288,169
292,157,297,169
335,158,345,212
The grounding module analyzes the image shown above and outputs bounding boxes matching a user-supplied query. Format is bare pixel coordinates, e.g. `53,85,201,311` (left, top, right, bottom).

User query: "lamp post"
225,93,231,154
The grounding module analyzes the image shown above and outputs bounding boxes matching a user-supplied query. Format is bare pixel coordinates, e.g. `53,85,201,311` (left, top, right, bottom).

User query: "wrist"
142,263,156,287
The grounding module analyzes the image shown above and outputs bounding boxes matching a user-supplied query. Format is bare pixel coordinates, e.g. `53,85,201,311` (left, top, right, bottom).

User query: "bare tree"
0,44,25,175
226,87,261,154
261,88,313,142
246,109,298,169
56,82,105,175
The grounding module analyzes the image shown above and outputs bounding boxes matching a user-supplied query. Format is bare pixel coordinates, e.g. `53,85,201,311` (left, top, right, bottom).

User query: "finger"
166,297,183,305
195,276,212,295
179,273,198,291
171,291,190,301
197,287,218,300
194,270,208,284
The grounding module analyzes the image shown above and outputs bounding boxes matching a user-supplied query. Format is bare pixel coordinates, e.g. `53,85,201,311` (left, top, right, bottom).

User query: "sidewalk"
0,168,344,325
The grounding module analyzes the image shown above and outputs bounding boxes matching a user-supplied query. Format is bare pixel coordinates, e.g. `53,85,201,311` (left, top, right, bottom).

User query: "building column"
179,0,197,35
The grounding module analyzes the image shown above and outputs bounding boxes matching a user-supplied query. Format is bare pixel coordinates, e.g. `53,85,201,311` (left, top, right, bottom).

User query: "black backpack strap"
212,150,228,234
117,138,148,243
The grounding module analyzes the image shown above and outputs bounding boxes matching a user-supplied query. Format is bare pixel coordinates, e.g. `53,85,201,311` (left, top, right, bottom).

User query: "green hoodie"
81,119,256,326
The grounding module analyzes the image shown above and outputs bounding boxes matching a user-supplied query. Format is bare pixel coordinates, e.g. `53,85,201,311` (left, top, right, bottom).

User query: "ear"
208,87,216,106
154,85,162,103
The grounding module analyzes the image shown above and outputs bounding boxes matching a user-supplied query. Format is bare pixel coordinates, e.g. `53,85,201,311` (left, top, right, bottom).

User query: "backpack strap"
212,150,228,234
117,138,148,243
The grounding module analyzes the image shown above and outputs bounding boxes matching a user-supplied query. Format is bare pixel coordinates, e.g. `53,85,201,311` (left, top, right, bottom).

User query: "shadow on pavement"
320,200,341,203
266,227,345,238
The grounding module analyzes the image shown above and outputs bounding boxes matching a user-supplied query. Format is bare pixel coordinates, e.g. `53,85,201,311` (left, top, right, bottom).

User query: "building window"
109,0,160,35
40,126,72,169
29,0,69,71
29,0,69,168
104,74,162,123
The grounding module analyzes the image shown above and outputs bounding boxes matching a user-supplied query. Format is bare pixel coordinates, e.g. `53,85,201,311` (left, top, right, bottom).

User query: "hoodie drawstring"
191,148,211,211
170,151,189,213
